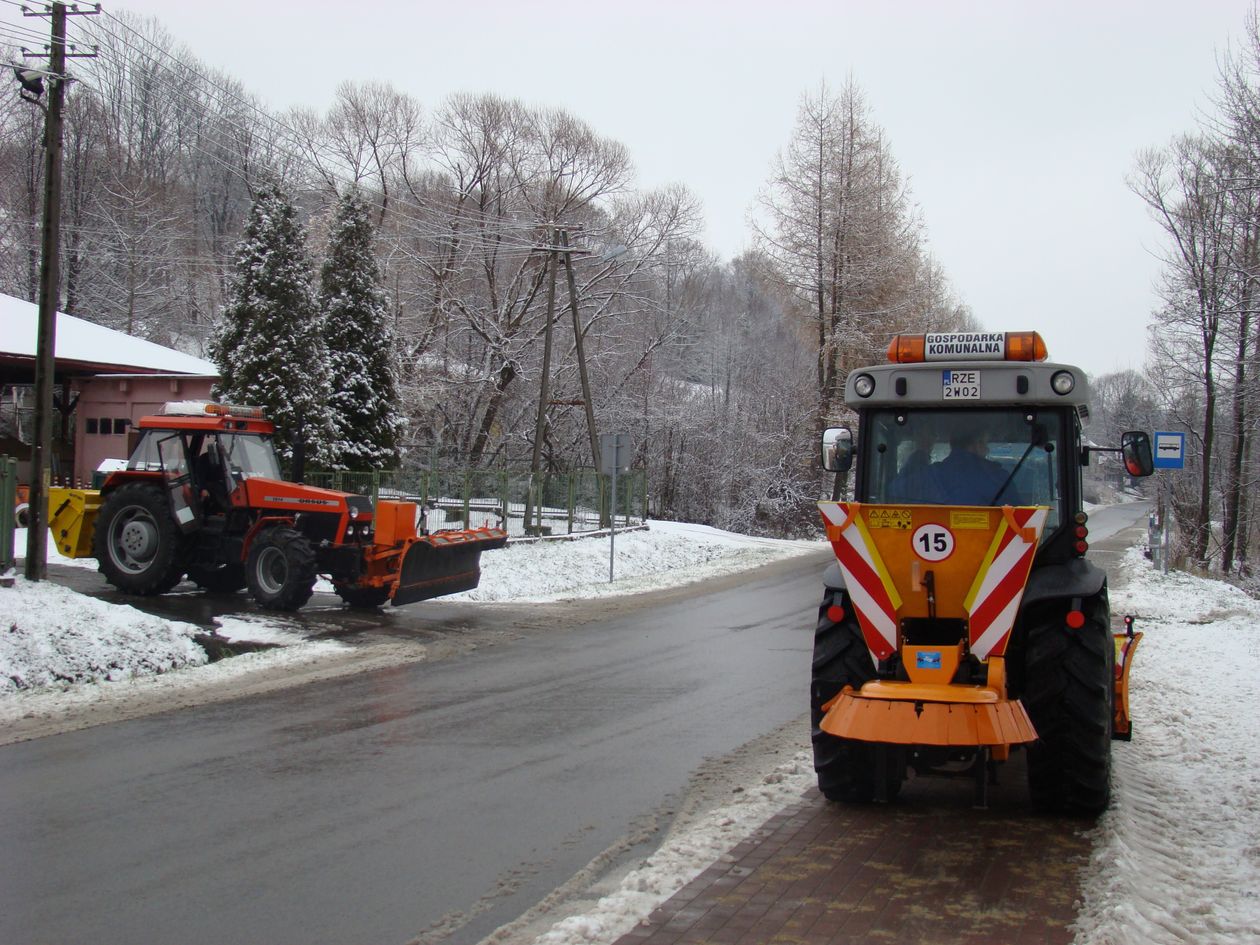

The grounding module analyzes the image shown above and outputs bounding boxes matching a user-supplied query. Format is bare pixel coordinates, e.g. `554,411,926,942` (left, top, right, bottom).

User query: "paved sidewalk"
613,761,1087,945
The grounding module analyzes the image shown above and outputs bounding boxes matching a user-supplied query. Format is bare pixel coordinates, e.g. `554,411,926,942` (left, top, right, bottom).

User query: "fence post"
372,468,380,506
1,454,16,577
500,471,510,532
462,471,471,525
567,472,576,535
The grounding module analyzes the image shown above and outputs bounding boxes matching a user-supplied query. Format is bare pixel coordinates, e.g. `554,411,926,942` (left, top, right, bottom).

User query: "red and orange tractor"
814,331,1153,813
46,401,506,611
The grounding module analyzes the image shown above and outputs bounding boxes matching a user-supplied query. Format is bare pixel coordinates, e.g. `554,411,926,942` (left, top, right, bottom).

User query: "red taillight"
1066,610,1086,629
1074,539,1089,555
1074,525,1089,539
827,604,846,624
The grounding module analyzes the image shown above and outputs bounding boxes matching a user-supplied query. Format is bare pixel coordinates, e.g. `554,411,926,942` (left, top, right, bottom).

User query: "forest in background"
6,5,1260,573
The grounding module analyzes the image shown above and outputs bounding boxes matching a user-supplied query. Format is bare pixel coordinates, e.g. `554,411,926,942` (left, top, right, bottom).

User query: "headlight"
1051,370,1075,395
348,506,360,520
853,373,876,398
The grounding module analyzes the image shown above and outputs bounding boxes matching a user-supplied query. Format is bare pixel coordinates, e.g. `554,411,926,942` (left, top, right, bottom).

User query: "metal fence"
303,466,647,539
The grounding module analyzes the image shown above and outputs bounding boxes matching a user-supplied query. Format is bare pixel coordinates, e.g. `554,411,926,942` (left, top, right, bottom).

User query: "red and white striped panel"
966,507,1047,659
819,502,900,661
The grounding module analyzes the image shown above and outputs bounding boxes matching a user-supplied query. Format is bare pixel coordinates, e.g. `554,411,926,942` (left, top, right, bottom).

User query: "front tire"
94,482,187,595
811,588,899,802
246,527,317,611
1022,592,1114,815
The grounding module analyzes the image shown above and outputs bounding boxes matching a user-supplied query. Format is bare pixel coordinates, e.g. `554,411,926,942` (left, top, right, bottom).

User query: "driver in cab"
890,429,1021,506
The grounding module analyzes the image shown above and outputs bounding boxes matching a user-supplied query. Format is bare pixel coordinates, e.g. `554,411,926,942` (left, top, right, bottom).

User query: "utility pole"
525,233,560,534
19,1,98,580
559,229,601,474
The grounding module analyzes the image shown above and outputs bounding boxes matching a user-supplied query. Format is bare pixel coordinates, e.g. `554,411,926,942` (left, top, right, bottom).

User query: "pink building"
0,293,217,486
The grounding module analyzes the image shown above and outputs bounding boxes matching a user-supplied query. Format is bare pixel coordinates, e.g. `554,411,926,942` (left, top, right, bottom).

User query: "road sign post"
599,433,631,582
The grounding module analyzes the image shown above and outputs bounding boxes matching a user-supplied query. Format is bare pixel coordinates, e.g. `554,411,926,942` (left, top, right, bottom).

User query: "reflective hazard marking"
867,507,912,529
912,523,955,561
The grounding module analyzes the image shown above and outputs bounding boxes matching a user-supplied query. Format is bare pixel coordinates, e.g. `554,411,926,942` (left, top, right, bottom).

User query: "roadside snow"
0,520,821,719
1072,547,1260,944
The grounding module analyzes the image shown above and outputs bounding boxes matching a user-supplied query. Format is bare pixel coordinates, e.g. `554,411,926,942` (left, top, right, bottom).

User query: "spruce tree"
319,189,403,468
209,185,335,469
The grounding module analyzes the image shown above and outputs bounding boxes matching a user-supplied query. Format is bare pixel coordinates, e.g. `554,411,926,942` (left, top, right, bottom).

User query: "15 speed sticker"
911,523,955,561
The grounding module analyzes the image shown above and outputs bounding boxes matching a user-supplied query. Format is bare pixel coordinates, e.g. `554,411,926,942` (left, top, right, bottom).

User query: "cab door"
157,433,201,532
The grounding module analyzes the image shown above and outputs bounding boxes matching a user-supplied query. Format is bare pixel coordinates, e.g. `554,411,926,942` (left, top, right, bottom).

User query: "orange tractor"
46,401,507,610
814,332,1152,812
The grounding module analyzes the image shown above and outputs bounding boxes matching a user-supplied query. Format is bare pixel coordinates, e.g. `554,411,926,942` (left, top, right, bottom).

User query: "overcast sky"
86,0,1259,377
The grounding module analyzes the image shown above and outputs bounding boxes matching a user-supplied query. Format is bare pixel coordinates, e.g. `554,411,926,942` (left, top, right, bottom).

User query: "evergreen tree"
319,189,404,468
209,184,335,468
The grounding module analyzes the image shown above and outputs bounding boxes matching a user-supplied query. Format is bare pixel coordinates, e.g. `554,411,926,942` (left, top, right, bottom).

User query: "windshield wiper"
989,425,1046,505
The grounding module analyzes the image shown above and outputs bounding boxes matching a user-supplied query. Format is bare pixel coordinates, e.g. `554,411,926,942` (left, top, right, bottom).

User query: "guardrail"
303,466,647,539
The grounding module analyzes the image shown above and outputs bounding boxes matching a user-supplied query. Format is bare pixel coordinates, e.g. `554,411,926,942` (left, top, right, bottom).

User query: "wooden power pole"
21,1,97,580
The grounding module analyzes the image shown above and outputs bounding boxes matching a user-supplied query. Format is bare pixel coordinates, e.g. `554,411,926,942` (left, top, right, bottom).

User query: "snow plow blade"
391,527,508,606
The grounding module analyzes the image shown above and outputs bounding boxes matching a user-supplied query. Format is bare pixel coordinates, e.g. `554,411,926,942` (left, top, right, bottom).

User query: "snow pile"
1,578,208,691
1073,547,1260,944
454,520,821,602
531,752,816,945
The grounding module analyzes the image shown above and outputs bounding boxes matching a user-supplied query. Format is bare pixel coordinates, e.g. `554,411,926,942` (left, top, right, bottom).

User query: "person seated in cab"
890,429,1020,506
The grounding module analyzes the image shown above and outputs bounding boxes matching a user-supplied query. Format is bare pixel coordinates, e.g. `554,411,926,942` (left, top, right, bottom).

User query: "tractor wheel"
335,585,391,609
246,527,317,611
94,482,187,595
1022,593,1114,816
811,588,900,802
188,562,247,594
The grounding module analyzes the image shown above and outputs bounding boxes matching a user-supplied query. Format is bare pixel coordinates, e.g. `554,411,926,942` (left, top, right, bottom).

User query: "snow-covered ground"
1071,546,1260,944
3,514,1258,944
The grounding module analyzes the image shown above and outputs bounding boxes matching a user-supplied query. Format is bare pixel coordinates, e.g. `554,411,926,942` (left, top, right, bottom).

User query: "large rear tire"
1022,592,1114,815
246,527,317,611
94,482,187,595
811,588,899,802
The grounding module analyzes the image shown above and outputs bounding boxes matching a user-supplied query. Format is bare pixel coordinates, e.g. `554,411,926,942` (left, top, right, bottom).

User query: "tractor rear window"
859,408,1063,535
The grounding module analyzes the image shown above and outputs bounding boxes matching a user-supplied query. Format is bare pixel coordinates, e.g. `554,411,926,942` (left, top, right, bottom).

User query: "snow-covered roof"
0,292,217,376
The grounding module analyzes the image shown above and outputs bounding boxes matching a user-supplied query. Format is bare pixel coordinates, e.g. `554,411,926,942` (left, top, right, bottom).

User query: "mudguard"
1021,558,1106,607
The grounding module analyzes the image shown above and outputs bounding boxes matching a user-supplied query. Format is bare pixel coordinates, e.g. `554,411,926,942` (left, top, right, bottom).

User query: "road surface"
0,548,833,945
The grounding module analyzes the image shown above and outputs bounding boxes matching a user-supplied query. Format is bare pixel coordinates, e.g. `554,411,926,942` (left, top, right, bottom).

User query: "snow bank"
453,520,822,602
1072,547,1260,944
1,578,207,691
531,751,816,945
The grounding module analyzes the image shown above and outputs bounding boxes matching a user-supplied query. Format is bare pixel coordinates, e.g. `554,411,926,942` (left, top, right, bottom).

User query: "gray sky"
102,0,1255,377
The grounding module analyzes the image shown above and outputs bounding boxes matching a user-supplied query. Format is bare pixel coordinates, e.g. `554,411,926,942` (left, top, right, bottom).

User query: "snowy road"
0,548,832,945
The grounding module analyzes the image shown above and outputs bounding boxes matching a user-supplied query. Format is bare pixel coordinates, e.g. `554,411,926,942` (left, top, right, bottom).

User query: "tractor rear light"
853,374,876,398
1065,610,1086,629
827,604,846,624
1074,539,1089,555
1051,370,1076,395
1074,511,1088,525
1074,524,1088,539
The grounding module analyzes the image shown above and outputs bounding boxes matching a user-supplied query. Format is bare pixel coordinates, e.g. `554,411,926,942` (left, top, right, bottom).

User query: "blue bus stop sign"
1153,431,1186,470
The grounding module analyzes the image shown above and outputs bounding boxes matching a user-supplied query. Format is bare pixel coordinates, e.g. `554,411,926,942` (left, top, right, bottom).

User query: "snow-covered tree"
319,189,403,468
209,184,334,468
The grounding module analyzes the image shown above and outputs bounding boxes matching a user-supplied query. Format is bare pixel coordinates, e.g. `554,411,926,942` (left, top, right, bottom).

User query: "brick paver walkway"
614,758,1087,945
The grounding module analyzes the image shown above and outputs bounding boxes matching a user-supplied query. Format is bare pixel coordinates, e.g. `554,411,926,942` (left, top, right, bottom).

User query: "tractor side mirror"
1121,431,1154,477
822,427,854,473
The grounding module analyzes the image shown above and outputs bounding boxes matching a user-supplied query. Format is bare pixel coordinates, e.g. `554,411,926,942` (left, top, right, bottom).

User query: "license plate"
942,369,980,399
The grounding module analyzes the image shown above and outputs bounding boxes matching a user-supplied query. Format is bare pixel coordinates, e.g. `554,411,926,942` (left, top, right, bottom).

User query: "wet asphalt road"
0,549,833,945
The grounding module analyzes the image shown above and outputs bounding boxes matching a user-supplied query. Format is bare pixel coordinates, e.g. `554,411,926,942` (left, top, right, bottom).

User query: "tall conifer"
320,189,403,468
